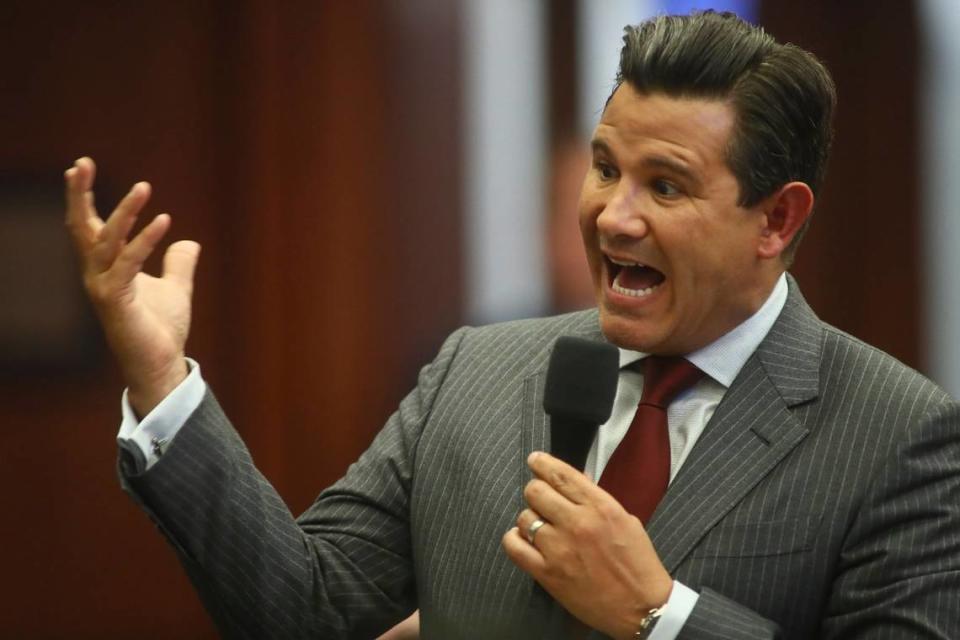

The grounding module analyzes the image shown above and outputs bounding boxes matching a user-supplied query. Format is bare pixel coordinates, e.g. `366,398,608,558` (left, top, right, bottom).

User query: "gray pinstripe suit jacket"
121,277,960,639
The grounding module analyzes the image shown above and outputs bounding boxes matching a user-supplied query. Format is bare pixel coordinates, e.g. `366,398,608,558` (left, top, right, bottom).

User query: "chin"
598,308,668,353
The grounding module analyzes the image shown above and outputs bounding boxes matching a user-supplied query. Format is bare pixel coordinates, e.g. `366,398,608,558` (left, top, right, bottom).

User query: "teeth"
612,272,661,297
609,257,645,267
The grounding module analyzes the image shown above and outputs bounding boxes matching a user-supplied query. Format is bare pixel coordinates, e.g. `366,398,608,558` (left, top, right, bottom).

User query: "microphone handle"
549,417,599,472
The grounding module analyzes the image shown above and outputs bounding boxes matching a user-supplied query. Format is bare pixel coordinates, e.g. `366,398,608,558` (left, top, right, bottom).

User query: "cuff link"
150,436,168,458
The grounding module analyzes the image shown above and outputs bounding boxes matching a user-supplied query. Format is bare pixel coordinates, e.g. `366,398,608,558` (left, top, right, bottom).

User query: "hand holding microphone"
502,336,674,638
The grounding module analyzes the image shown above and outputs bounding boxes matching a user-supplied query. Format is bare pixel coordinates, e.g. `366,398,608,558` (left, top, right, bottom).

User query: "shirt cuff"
647,581,699,640
117,358,206,471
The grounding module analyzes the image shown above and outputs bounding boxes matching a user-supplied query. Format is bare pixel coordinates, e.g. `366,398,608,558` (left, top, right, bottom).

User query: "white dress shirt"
117,273,788,639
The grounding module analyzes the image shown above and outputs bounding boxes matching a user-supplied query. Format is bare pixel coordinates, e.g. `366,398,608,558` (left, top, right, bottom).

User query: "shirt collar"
617,273,788,388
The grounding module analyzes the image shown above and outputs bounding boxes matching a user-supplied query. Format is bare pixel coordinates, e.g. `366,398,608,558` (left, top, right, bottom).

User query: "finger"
76,156,97,191
93,182,152,269
523,478,577,526
76,157,100,227
64,157,103,245
516,509,556,551
108,213,171,284
502,527,546,576
162,240,201,292
528,451,598,505
516,508,542,538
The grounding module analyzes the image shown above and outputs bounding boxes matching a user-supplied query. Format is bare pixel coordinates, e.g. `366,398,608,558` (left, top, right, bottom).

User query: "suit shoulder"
464,309,599,341
819,322,953,407
449,309,601,373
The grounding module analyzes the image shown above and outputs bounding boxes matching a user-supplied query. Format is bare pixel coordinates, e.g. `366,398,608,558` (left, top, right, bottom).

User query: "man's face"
580,84,775,354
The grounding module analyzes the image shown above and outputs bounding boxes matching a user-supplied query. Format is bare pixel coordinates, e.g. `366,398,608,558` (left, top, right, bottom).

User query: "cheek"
577,223,604,285
577,208,590,234
577,205,599,248
577,193,595,222
577,180,604,227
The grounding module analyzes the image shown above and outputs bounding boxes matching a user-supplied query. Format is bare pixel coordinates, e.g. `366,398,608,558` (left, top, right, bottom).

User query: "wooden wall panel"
0,1,462,636
0,4,229,637
760,1,922,369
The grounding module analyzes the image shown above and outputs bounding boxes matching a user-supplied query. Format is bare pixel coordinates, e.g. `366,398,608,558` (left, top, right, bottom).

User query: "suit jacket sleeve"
675,399,960,640
118,326,470,640
819,399,960,637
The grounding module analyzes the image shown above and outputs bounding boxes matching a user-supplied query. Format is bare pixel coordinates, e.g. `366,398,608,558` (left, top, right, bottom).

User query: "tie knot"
640,356,703,408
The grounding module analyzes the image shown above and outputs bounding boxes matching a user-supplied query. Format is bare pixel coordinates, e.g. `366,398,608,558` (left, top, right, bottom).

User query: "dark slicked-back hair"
616,11,836,261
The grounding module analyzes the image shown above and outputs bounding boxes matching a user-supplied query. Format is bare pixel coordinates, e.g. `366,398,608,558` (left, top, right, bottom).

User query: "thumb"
163,240,201,292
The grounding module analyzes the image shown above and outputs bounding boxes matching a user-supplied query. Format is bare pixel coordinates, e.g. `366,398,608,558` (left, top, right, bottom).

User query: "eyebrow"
643,155,702,189
590,139,703,189
590,139,614,158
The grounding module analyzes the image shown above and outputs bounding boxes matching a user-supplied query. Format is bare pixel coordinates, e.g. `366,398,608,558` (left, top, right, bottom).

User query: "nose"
595,182,649,240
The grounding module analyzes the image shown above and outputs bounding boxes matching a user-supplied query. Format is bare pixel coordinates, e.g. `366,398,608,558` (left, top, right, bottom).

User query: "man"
66,11,960,639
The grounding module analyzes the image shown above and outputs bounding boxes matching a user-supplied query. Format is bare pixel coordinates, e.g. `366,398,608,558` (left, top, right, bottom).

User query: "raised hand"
65,157,201,417
502,451,673,639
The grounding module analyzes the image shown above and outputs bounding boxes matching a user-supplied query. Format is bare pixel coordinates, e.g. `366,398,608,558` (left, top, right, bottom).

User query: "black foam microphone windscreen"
543,336,619,471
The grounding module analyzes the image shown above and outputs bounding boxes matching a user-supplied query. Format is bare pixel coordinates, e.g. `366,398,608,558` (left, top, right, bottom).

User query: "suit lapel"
648,277,824,572
646,355,810,572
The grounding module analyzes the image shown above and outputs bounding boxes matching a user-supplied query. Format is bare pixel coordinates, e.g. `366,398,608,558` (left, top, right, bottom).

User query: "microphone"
543,336,619,471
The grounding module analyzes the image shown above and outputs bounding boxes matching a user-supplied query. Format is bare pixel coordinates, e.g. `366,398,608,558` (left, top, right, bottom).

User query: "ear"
757,182,814,260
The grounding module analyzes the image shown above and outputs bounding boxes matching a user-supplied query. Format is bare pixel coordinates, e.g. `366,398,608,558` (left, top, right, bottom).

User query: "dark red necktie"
598,356,704,524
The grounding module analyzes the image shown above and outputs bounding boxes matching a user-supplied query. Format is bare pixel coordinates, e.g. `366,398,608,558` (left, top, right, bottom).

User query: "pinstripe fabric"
120,276,960,639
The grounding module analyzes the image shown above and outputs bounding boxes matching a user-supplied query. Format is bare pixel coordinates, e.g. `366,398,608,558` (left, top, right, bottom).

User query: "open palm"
65,157,200,416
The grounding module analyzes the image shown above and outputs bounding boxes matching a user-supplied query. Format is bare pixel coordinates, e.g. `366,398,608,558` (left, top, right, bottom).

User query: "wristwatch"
634,605,665,638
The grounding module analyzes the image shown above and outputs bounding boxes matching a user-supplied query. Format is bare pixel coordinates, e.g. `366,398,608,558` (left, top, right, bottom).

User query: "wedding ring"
527,518,546,545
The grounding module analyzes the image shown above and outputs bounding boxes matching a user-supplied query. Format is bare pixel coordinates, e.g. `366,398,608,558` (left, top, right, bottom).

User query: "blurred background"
1,0,958,637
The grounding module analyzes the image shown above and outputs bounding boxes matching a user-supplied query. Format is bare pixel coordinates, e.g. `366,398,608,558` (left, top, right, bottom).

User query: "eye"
595,161,619,181
652,178,681,197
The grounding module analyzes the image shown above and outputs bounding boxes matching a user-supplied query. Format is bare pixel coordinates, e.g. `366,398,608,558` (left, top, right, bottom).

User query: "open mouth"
607,257,665,298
